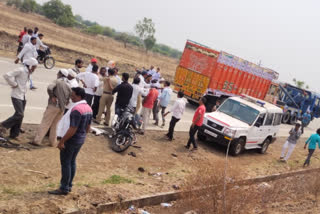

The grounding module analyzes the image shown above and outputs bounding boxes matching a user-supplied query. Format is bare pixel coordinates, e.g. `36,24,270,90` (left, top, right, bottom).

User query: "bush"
6,0,22,7
85,24,104,35
102,26,115,37
19,0,37,12
42,0,75,27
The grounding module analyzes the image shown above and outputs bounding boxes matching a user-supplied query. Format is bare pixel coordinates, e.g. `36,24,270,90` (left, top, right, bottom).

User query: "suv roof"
229,96,283,114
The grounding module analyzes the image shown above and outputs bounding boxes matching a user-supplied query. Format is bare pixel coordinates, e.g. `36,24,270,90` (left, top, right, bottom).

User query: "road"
0,56,318,138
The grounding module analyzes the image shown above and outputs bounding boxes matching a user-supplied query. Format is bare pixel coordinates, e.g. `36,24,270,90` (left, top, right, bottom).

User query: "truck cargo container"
174,40,279,110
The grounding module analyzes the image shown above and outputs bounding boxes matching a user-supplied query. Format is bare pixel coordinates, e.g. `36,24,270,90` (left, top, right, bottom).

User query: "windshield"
218,99,259,125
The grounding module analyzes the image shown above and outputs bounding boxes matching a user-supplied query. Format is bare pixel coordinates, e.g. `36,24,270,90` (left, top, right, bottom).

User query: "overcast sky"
38,0,320,91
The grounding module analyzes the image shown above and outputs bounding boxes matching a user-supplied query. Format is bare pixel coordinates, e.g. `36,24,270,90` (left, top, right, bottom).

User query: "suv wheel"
230,138,245,156
259,138,271,154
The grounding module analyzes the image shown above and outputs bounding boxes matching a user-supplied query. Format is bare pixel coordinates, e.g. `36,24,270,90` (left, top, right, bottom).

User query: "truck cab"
197,95,283,156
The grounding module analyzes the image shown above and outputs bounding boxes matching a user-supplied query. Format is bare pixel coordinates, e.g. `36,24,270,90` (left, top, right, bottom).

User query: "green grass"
102,175,134,184
47,183,56,188
2,187,20,196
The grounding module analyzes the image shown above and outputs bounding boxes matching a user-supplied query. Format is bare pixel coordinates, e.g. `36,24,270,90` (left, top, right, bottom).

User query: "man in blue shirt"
301,111,311,134
303,128,320,167
155,81,172,127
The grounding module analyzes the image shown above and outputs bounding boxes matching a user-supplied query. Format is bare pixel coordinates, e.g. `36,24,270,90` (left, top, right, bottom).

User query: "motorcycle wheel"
44,56,55,69
111,133,132,152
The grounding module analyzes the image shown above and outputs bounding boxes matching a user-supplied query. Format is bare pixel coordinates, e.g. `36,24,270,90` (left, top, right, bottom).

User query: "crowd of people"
0,30,206,194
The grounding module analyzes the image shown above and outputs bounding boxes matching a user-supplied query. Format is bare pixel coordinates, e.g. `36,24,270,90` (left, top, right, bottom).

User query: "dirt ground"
0,3,179,81
0,123,319,213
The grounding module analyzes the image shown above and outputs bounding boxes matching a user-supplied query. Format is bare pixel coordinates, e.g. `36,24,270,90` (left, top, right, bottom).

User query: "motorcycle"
37,48,55,69
109,106,142,152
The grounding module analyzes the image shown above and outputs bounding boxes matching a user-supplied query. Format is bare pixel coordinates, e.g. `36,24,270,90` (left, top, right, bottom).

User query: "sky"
37,0,320,91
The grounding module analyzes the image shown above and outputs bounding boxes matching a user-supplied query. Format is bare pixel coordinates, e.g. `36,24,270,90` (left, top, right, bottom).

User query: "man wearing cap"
86,58,98,73
64,69,79,113
15,36,38,90
0,58,38,139
30,69,71,146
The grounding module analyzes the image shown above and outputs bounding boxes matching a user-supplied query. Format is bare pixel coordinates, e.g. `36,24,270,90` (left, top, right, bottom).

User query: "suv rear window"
273,113,282,126
264,113,274,126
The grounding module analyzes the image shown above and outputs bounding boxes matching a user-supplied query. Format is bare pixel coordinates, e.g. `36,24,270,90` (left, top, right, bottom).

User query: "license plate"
204,129,218,138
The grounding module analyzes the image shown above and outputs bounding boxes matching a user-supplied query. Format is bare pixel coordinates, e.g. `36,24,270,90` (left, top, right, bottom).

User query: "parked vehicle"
264,82,320,125
109,106,140,152
37,48,55,69
197,95,283,156
174,40,279,111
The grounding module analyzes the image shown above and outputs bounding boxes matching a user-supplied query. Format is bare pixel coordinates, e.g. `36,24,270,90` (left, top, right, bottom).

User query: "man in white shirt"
152,67,161,81
32,27,39,38
15,37,38,90
85,58,98,73
36,34,48,60
0,58,38,139
15,37,38,64
129,77,149,110
148,65,156,76
164,91,186,141
21,29,33,46
114,67,122,85
92,67,107,119
77,65,99,105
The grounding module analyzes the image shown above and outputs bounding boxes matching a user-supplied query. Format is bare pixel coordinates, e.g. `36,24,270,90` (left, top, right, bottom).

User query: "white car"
197,95,283,156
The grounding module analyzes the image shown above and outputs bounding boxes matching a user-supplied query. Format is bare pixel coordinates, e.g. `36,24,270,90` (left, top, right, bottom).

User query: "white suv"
197,95,283,156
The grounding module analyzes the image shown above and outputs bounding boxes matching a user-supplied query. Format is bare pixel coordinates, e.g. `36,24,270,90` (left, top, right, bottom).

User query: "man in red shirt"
140,85,158,135
186,97,207,150
17,27,27,55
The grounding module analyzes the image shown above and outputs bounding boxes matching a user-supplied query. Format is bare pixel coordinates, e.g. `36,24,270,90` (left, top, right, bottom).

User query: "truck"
265,82,320,125
174,40,279,111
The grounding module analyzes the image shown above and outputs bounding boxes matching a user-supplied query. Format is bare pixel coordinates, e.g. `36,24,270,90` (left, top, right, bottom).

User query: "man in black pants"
164,91,186,141
0,58,38,139
112,73,133,116
186,97,206,150
92,67,107,119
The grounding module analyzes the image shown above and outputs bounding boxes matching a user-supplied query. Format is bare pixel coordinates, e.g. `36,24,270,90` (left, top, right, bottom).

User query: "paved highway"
0,56,318,138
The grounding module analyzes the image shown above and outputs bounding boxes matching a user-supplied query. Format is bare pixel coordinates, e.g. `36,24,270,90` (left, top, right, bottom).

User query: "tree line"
6,0,182,59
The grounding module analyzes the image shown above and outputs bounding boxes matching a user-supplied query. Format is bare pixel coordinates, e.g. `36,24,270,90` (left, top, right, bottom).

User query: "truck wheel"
230,138,245,156
197,130,206,141
282,111,290,124
187,99,198,106
289,113,297,125
259,138,271,154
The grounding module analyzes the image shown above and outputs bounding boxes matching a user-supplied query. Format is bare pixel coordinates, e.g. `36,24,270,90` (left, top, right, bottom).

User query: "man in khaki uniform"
95,68,118,126
30,69,71,146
